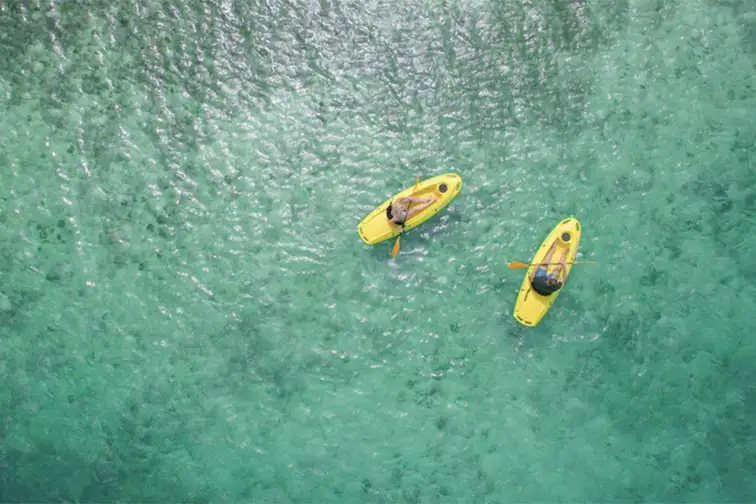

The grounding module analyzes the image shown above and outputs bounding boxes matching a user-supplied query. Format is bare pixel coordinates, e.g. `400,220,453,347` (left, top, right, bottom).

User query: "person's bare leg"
408,196,434,204
541,240,560,268
557,246,569,282
530,240,557,280
532,240,558,281
405,198,435,220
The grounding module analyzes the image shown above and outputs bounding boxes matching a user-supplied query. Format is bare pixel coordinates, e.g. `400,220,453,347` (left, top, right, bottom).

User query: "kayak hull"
358,173,462,245
513,217,582,327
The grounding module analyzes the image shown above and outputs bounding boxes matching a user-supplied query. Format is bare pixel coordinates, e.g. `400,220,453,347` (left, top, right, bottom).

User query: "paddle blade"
507,261,530,269
391,235,401,258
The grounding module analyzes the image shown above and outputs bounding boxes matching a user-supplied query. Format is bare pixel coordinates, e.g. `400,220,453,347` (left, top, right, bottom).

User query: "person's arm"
529,262,545,281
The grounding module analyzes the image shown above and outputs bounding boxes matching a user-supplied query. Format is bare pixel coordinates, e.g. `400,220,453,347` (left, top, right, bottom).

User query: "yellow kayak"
513,217,582,327
357,173,463,245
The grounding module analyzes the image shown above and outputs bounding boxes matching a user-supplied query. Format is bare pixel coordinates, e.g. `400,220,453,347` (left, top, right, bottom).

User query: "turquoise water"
2,0,756,501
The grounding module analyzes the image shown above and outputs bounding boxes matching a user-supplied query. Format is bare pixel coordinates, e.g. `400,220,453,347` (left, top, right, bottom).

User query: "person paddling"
529,239,569,296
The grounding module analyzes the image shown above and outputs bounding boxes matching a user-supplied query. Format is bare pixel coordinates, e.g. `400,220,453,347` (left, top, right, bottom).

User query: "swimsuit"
534,267,549,279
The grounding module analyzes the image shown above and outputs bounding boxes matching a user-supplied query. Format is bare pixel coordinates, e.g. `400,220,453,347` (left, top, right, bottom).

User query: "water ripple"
1,0,755,502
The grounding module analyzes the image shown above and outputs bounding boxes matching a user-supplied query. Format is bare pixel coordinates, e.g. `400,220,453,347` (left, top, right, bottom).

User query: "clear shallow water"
1,0,756,501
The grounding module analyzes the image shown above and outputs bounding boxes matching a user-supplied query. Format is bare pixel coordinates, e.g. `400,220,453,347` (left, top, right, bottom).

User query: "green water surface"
1,0,756,502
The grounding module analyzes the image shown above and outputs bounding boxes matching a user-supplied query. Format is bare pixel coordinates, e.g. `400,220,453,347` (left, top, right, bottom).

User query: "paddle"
507,260,596,269
391,176,420,258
